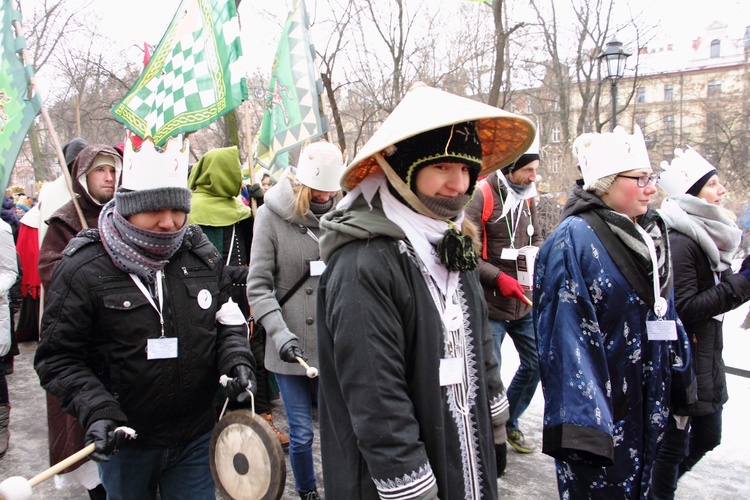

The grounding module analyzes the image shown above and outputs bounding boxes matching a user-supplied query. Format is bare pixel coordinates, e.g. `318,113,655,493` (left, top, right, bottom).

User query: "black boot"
0,403,10,458
495,442,507,477
298,487,320,500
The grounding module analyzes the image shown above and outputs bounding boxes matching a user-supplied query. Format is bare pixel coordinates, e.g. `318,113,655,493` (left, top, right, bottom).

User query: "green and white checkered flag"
254,0,328,177
112,0,247,146
0,0,42,193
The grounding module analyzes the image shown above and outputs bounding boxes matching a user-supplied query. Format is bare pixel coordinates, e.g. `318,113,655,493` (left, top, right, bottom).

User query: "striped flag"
112,0,247,146
0,0,42,193
254,0,328,177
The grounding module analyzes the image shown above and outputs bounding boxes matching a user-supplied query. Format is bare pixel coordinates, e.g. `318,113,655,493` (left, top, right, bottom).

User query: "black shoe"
2,357,12,375
495,442,507,477
298,487,320,500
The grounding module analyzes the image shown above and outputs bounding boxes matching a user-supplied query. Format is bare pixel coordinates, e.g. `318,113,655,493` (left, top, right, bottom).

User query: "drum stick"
0,427,136,500
522,295,533,306
296,356,319,378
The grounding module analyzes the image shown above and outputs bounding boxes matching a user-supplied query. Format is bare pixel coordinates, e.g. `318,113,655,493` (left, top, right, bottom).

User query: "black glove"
246,183,264,200
226,364,256,403
279,338,305,363
495,443,507,477
85,419,125,462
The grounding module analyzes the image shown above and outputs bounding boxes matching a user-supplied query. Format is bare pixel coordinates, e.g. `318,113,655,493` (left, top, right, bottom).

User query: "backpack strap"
478,180,493,260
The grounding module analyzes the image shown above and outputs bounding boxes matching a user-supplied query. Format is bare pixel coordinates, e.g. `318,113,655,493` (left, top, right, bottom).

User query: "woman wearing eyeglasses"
650,148,750,499
533,126,695,499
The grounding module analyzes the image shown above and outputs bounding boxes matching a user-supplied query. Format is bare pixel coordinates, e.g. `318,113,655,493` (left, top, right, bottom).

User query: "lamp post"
599,37,631,130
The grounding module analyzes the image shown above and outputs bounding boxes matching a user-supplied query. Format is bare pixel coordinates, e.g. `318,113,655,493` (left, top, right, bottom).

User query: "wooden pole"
11,15,87,229
241,101,258,215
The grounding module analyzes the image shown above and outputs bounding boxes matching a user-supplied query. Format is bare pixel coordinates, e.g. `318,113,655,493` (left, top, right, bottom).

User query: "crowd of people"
1,83,749,500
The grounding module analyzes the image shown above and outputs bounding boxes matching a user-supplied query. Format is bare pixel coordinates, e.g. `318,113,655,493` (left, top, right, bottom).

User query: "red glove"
496,273,527,303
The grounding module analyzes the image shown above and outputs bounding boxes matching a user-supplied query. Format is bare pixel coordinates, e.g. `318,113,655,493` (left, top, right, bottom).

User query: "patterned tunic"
533,214,692,499
318,234,506,499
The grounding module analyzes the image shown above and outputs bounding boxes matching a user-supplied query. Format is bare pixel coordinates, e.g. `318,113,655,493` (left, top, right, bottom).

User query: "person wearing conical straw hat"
316,83,536,498
533,126,695,498
651,147,750,498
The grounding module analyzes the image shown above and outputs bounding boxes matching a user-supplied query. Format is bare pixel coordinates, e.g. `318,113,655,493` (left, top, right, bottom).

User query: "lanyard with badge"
299,224,326,276
494,187,533,261
634,224,677,341
130,271,179,360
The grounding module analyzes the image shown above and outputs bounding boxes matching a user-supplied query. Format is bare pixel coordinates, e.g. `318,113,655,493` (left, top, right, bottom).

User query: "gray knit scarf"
659,194,741,272
99,200,187,283
594,206,672,297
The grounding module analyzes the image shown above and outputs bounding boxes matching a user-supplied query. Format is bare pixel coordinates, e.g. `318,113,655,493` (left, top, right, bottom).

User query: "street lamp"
599,37,631,130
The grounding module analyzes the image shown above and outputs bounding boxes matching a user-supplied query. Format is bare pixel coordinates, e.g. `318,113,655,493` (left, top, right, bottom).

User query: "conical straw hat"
342,83,536,191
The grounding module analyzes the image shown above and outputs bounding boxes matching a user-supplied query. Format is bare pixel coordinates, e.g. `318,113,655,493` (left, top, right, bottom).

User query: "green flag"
254,0,328,177
112,0,247,146
0,0,42,193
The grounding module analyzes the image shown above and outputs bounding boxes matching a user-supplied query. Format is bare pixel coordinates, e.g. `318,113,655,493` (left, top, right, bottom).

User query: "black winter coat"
669,230,750,416
35,226,254,448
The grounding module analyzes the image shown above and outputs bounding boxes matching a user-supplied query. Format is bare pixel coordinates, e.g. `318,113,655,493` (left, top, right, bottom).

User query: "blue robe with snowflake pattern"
533,213,693,499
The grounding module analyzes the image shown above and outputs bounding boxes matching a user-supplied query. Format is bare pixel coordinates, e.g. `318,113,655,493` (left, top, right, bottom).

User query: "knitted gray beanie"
115,187,192,219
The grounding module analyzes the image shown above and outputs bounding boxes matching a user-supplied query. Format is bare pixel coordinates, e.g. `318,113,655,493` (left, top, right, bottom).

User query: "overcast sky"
17,0,750,96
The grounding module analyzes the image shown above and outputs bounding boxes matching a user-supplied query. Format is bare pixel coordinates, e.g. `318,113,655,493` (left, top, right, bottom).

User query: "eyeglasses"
616,174,659,188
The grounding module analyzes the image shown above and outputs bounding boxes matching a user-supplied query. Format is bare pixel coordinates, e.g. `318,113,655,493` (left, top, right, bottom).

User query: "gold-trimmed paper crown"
121,132,190,191
657,146,716,196
573,125,651,187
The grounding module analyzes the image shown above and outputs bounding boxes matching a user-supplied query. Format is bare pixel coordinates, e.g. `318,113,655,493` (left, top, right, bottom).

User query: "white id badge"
646,320,677,341
147,337,178,360
501,248,519,260
439,357,464,386
310,260,326,276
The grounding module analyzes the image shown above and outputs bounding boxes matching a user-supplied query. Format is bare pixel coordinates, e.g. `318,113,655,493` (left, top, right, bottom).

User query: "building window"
584,120,594,133
636,117,647,132
636,87,646,103
526,97,533,114
664,115,674,134
706,114,721,134
710,39,720,58
707,82,721,98
551,157,560,173
552,97,560,111
664,84,673,102
551,126,561,143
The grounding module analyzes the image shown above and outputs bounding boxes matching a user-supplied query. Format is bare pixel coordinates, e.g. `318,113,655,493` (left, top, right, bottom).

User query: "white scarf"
337,172,460,296
659,194,741,272
497,174,537,218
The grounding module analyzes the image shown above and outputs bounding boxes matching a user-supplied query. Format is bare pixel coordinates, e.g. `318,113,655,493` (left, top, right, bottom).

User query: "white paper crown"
121,132,190,191
574,125,651,186
657,146,716,196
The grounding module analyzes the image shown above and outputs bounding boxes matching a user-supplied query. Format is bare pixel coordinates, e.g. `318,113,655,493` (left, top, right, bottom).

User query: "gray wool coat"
246,172,340,375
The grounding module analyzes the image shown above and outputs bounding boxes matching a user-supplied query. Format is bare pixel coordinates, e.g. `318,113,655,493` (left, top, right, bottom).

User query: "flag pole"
242,100,257,214
10,15,87,229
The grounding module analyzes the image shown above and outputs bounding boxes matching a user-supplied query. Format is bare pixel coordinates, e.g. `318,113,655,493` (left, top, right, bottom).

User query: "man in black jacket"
35,134,255,500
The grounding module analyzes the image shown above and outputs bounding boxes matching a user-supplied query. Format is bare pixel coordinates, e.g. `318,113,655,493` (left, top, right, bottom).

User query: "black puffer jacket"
35,226,254,448
669,230,750,416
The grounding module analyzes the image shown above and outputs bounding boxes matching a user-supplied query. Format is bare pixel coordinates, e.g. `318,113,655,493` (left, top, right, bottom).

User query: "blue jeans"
651,409,723,499
275,373,318,492
98,429,214,500
488,313,540,431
